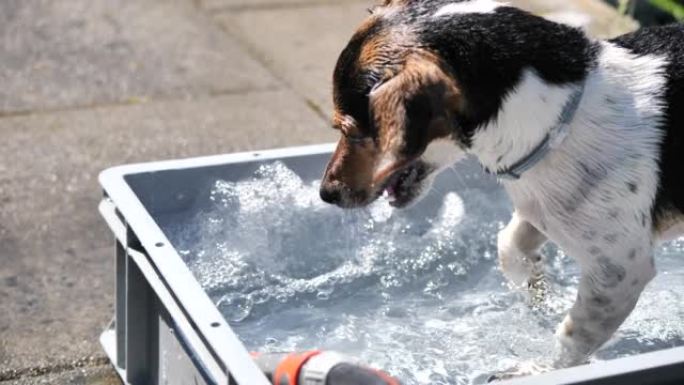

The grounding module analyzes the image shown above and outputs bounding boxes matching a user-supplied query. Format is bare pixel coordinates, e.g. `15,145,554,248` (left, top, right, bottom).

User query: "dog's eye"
346,136,372,146
332,116,372,144
345,133,371,145
334,125,371,144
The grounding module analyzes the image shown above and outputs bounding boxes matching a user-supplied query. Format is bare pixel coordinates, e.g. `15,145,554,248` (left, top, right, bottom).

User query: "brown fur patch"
358,29,412,73
370,51,463,156
371,157,415,186
332,112,363,139
322,136,378,202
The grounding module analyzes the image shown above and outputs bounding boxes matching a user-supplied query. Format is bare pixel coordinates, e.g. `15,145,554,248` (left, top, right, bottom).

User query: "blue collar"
486,83,585,180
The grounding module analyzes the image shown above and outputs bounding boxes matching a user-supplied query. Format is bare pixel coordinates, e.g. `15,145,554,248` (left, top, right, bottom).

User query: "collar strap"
486,83,585,180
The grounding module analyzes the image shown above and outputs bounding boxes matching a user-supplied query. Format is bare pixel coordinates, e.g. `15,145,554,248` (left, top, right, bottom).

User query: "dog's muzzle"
380,161,432,208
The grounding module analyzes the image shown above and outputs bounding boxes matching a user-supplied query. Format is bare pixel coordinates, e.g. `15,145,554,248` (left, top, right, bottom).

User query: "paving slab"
216,0,633,120
216,2,370,118
510,0,638,38
201,0,366,11
0,90,333,378
0,0,279,115
0,245,114,379
1,365,120,385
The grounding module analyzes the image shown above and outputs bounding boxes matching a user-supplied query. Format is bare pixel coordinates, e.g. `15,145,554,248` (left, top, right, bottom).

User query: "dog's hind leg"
554,242,657,367
498,212,547,288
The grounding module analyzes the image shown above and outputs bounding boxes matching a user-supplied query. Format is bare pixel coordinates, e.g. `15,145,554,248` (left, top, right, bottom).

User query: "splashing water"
163,162,684,384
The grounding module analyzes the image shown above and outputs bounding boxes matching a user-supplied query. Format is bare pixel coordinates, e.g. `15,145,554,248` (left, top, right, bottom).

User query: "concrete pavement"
0,0,634,383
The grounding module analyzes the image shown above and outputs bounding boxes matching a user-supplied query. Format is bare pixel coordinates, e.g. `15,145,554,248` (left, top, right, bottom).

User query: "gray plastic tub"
98,143,684,385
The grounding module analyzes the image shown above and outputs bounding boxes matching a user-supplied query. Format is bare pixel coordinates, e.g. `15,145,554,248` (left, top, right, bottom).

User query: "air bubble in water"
217,293,253,323
316,292,331,301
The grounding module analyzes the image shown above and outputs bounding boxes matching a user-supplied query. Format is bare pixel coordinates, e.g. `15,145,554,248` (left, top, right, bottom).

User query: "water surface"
162,162,684,385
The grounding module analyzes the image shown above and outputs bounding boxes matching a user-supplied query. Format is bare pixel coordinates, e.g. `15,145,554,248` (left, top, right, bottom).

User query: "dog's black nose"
320,185,342,205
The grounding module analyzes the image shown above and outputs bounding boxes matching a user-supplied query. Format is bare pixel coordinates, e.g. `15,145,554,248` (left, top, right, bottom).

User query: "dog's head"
320,2,468,208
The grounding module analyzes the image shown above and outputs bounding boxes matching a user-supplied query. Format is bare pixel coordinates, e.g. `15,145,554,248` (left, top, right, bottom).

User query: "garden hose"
252,351,402,385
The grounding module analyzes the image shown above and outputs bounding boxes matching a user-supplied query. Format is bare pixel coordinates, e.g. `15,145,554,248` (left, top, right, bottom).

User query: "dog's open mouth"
380,161,432,208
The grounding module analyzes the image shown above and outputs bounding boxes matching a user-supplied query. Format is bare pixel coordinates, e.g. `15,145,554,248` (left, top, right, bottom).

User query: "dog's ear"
369,53,462,157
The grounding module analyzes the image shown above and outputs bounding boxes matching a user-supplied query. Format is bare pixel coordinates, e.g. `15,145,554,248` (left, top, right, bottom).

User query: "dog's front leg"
555,248,656,367
498,212,547,288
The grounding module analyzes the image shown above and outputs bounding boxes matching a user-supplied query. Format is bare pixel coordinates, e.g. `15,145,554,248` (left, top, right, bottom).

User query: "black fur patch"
402,82,447,157
333,19,385,138
603,233,619,243
590,294,612,306
412,4,598,141
611,25,684,224
628,248,637,260
333,1,599,149
596,256,627,288
627,182,638,194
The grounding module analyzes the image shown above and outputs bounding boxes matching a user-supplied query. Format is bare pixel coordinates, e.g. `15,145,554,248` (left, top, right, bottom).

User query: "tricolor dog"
319,0,684,369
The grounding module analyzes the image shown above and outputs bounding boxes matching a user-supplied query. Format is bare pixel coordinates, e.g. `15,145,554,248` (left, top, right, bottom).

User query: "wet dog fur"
320,0,684,369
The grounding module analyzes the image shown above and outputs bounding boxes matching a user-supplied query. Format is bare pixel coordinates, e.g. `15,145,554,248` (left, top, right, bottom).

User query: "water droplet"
316,292,330,301
217,293,253,323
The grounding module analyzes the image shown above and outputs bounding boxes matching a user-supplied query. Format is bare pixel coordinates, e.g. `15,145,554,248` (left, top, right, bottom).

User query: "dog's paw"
552,316,593,368
497,243,534,288
487,361,553,382
497,228,545,288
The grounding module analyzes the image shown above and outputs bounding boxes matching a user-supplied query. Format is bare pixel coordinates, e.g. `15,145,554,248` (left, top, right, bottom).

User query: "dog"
319,0,684,369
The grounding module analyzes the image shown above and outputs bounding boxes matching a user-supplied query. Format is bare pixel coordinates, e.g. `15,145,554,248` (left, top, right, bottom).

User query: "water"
163,162,684,385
